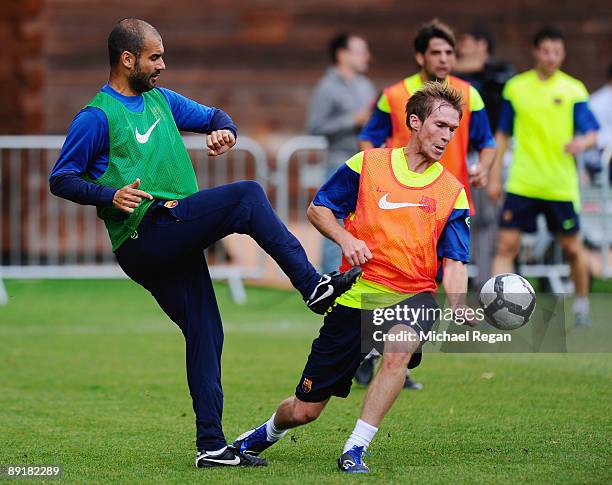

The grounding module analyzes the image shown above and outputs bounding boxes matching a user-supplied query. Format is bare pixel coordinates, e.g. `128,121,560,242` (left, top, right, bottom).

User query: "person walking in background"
454,26,515,288
307,33,377,274
454,26,515,133
488,26,600,326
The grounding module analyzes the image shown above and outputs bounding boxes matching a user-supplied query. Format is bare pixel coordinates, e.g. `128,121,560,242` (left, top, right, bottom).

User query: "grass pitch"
0,279,610,484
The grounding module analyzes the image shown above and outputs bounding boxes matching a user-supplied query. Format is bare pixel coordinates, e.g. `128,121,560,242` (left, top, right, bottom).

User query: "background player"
359,18,495,209
487,26,599,325
356,19,495,387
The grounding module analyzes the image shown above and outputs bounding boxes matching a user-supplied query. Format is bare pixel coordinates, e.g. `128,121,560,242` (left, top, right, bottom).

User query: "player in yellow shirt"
488,26,599,325
357,19,496,388
234,83,475,473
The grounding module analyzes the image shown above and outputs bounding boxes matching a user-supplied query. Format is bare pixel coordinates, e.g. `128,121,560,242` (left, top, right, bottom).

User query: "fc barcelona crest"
302,378,313,393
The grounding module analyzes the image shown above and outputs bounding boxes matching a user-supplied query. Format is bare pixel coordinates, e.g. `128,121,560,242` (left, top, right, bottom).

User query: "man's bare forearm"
307,202,373,266
306,203,349,245
442,258,468,311
479,146,496,173
359,140,374,151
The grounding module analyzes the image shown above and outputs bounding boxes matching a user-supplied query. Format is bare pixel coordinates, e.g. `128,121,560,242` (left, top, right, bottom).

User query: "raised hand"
207,130,236,156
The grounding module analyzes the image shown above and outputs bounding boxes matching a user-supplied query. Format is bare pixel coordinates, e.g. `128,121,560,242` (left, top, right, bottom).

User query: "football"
479,273,536,330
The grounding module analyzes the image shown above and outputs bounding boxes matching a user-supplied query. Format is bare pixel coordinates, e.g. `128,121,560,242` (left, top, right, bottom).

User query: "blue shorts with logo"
499,192,580,234
294,293,437,403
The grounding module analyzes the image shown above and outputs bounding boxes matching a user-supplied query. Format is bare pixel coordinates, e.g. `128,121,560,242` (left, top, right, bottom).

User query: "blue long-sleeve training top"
49,84,237,206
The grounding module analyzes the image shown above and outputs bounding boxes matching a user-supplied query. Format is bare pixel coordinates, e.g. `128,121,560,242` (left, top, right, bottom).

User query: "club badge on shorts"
164,200,178,209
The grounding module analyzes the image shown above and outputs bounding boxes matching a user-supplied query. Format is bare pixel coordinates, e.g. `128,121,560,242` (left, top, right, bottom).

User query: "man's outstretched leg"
234,397,329,456
234,305,365,455
159,181,361,314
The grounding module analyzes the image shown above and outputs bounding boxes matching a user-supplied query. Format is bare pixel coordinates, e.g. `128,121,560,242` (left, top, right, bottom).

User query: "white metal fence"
580,144,612,280
274,135,329,222
272,136,612,293
1,135,610,306
0,135,270,304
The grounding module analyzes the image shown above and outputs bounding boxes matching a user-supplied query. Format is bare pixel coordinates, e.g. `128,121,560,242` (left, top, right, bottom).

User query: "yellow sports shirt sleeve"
345,151,365,174
376,93,391,113
469,85,485,112
453,188,469,209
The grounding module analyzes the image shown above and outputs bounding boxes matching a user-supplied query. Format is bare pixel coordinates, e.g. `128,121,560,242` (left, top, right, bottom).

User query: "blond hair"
405,81,463,129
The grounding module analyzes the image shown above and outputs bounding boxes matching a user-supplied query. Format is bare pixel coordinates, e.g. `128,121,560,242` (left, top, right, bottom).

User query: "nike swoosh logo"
378,193,427,210
198,456,241,466
135,118,160,144
308,285,333,307
308,274,330,300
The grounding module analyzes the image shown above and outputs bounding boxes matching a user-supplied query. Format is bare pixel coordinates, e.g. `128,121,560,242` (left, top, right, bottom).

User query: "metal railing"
580,143,612,279
272,137,612,292
0,135,270,304
1,134,610,306
274,135,328,222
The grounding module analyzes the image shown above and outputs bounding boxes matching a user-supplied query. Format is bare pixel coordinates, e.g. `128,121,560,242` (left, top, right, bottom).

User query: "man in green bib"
49,18,361,468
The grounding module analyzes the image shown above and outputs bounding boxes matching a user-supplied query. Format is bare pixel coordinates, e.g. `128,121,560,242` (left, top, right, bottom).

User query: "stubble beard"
128,63,153,94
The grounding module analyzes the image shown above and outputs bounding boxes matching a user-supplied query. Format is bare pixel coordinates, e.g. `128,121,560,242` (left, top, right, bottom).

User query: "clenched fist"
207,130,236,156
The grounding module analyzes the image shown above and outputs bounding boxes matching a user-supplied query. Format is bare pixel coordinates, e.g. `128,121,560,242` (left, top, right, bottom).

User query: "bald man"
49,18,361,468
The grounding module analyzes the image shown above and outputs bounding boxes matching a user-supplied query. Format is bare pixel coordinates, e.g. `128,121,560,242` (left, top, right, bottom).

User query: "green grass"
0,280,611,484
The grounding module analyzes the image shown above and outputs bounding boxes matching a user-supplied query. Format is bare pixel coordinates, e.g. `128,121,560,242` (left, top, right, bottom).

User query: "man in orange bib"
233,83,474,473
359,19,495,213
357,19,495,389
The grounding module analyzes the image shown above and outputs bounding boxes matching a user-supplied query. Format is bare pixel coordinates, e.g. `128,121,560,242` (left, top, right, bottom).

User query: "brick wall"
0,0,44,133
9,0,612,139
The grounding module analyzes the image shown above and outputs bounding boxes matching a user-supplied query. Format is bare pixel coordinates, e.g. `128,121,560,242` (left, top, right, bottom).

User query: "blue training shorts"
295,293,437,403
499,192,580,234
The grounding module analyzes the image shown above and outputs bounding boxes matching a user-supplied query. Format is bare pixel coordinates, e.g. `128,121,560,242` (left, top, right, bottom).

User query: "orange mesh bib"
384,76,473,213
340,148,463,293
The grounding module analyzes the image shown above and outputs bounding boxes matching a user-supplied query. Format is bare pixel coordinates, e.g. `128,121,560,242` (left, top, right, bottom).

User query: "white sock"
204,445,227,456
343,419,378,453
265,412,288,442
572,296,590,315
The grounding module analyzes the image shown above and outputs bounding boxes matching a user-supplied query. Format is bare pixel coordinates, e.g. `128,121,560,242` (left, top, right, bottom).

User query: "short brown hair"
414,19,455,54
405,82,463,130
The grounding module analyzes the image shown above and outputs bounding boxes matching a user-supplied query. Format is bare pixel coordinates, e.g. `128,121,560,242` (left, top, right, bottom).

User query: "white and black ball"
479,273,536,330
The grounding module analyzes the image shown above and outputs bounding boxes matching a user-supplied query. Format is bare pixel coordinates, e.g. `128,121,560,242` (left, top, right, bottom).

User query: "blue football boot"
338,445,370,473
233,422,280,456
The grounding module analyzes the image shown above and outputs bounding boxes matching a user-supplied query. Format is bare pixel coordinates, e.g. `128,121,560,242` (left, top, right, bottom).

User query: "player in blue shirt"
50,84,236,203
233,84,474,473
49,18,361,469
